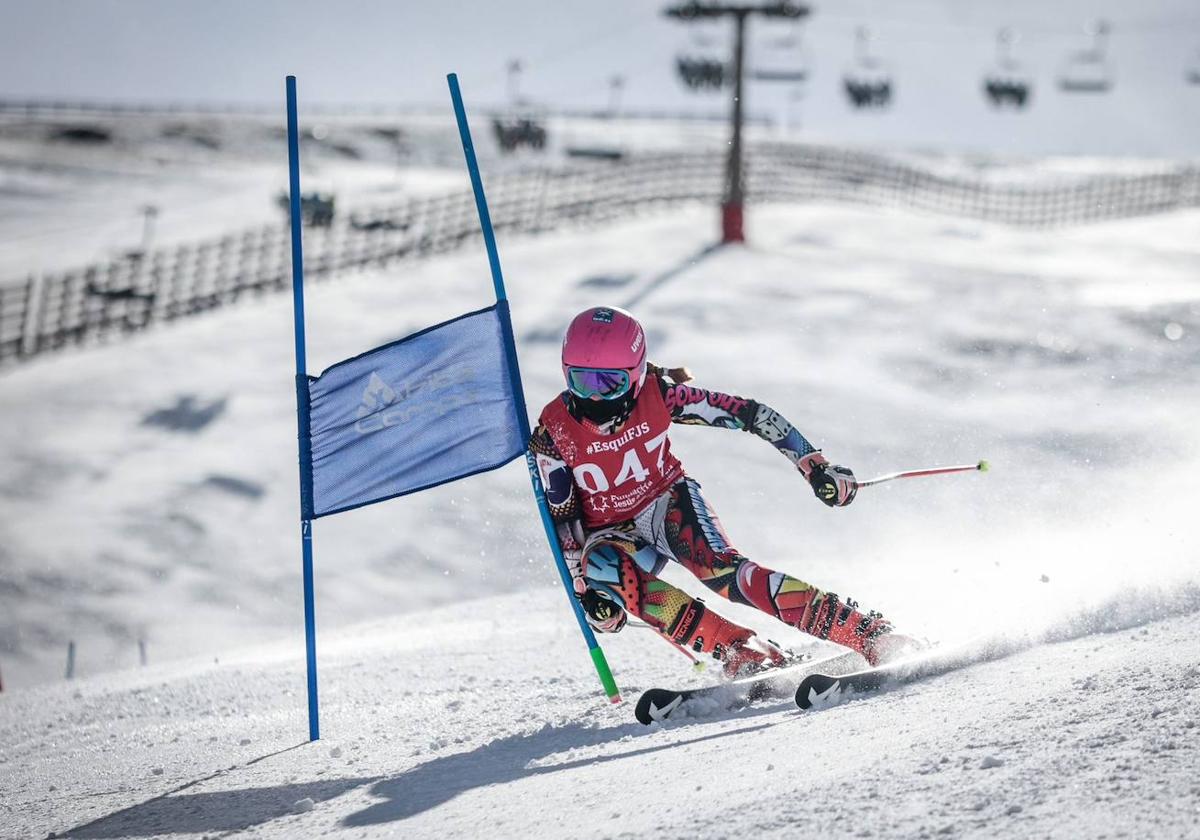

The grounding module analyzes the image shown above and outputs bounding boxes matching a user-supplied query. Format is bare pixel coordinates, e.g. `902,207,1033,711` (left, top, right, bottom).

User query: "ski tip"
634,692,655,725
795,674,841,711
635,689,685,725
977,459,990,472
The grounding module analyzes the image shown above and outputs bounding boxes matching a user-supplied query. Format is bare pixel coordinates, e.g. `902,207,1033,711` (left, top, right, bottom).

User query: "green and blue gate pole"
446,72,621,703
286,75,321,740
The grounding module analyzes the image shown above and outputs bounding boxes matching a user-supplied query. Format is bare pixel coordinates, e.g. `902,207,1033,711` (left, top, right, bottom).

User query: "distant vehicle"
492,115,548,153
565,147,625,162
277,191,335,227
494,58,549,153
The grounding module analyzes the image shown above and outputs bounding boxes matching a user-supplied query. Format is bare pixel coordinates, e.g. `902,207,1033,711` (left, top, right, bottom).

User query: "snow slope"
1,198,1199,692
1,173,1198,835
1,587,1199,839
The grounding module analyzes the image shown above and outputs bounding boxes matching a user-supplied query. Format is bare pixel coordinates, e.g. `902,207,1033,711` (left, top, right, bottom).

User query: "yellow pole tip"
978,460,990,472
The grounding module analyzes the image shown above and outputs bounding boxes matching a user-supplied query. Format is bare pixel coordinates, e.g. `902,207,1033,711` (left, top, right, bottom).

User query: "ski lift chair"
675,19,727,92
676,55,727,91
844,76,891,108
983,28,1032,109
843,27,893,109
492,108,549,154
843,61,892,109
1058,20,1114,93
984,77,1030,108
1058,51,1114,92
752,23,811,83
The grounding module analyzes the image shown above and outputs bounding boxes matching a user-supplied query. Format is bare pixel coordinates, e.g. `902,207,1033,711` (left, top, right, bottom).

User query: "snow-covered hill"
1,170,1198,836
2,587,1198,839
1,198,1198,691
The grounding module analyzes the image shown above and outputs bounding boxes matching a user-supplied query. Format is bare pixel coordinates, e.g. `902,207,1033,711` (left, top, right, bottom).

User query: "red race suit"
538,382,684,528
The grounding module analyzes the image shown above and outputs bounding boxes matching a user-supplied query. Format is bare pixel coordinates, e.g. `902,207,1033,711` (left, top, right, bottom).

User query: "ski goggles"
566,367,633,400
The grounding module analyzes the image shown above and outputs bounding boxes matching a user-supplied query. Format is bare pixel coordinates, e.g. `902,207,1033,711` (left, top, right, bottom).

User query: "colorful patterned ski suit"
530,370,893,670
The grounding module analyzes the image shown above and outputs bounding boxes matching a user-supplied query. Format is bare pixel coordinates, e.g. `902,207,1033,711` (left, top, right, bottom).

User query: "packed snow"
2,592,1199,838
1,111,1199,837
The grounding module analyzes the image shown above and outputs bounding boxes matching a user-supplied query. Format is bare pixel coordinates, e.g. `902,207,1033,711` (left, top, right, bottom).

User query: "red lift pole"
665,1,810,244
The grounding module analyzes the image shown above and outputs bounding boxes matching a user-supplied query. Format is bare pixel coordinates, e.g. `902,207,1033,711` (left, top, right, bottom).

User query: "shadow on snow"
61,743,378,838
343,713,778,828
65,776,381,838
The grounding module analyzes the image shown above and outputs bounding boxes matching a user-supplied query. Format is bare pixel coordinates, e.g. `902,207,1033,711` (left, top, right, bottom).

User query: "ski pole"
856,459,989,489
629,620,708,672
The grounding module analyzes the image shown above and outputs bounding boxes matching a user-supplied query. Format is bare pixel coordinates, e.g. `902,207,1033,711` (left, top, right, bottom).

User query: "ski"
634,651,860,725
795,637,990,710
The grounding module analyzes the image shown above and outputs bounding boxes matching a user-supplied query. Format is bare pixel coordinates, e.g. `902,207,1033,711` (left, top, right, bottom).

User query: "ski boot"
666,599,785,678
720,636,790,679
802,592,913,667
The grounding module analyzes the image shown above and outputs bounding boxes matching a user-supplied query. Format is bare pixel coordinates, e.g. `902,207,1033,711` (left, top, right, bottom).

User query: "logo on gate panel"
357,373,398,418
354,366,479,434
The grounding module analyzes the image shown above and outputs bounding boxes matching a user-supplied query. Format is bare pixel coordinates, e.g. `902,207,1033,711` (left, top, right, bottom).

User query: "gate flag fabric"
306,302,526,518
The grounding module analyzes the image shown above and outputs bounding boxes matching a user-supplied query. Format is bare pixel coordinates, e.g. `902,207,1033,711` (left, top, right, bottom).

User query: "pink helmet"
561,306,647,399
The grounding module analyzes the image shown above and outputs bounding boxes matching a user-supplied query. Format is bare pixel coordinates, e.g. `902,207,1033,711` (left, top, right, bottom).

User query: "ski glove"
580,588,627,633
798,451,858,507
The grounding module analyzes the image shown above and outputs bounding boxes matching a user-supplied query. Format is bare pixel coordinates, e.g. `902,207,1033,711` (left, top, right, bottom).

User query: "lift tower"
665,1,810,243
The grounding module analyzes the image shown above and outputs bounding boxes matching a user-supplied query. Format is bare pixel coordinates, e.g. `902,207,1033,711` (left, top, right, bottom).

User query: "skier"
530,305,919,677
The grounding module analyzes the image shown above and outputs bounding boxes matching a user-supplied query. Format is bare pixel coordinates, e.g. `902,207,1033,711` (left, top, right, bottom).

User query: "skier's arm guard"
530,425,587,589
746,402,818,467
530,425,579,521
662,381,854,504
754,410,857,506
662,380,818,466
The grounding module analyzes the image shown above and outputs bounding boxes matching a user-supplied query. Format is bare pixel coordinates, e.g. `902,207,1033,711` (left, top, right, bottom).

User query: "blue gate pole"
286,75,320,740
446,73,620,703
